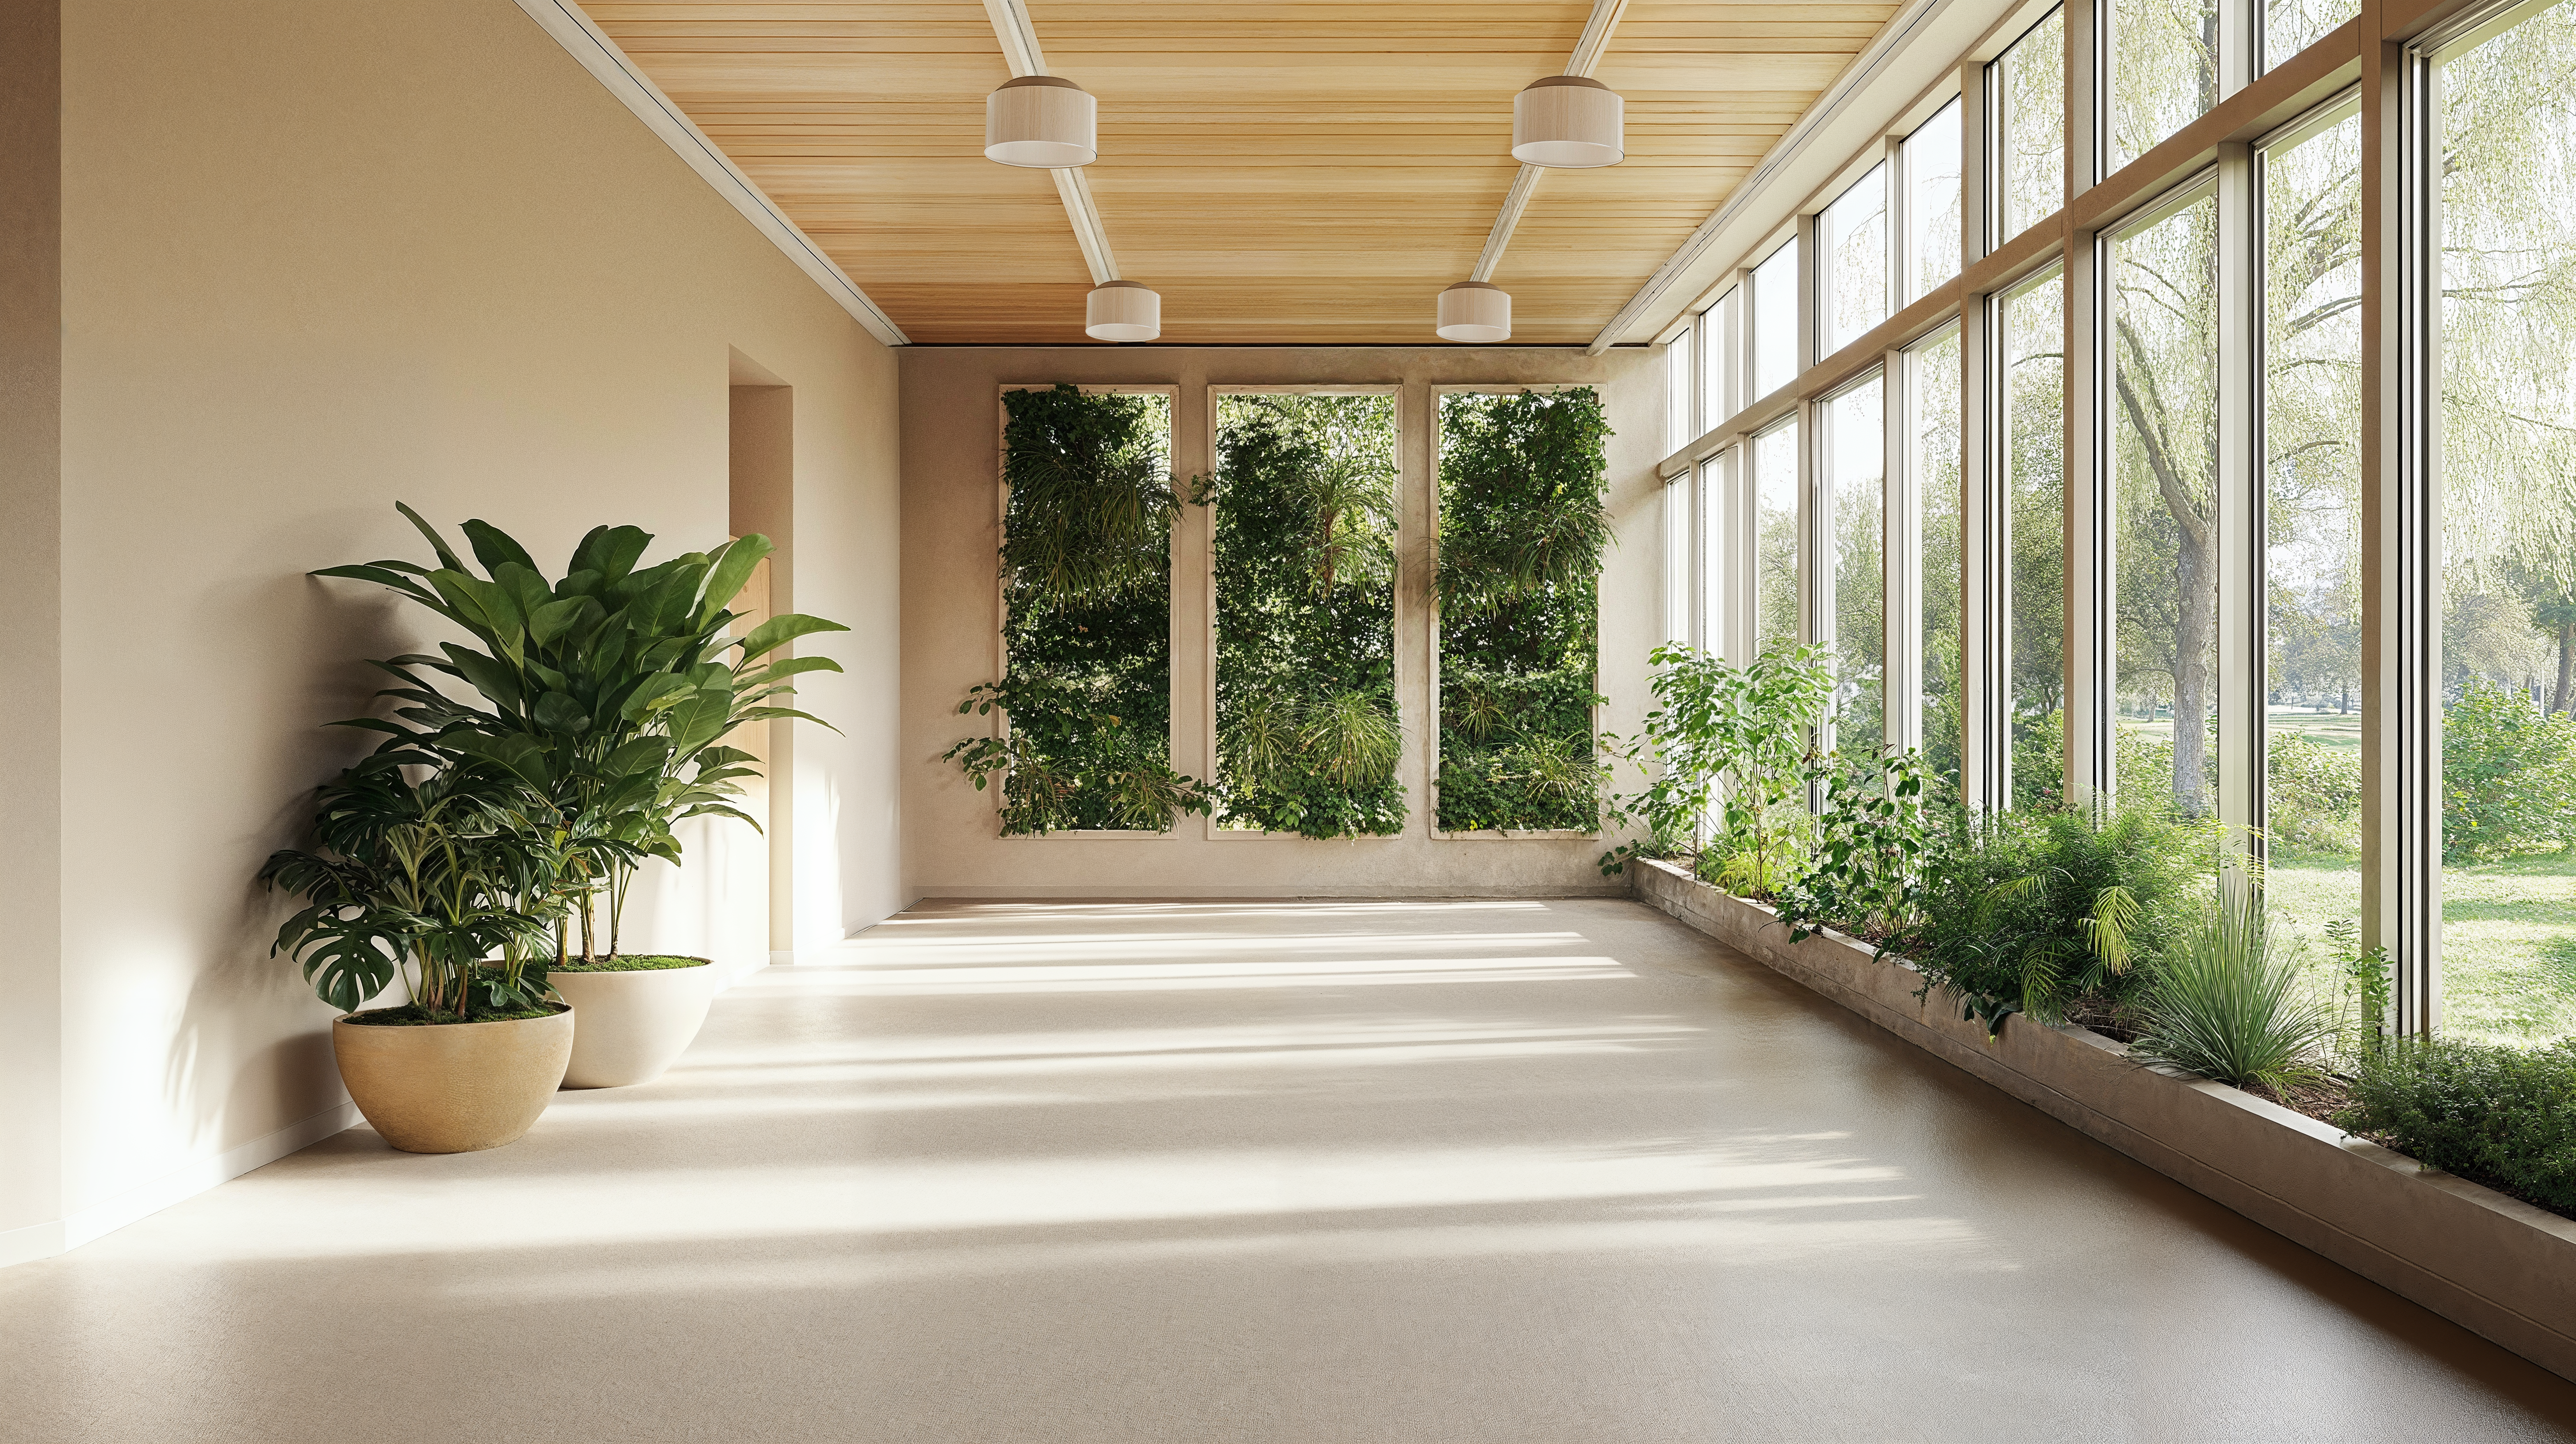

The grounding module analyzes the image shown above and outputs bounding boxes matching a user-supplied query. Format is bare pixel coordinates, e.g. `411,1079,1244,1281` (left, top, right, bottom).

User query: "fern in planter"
1208,394,1404,837
1435,388,1612,832
946,385,1210,833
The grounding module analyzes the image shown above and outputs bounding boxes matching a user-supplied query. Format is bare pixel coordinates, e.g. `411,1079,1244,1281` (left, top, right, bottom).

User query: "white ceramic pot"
332,1007,574,1153
550,959,719,1088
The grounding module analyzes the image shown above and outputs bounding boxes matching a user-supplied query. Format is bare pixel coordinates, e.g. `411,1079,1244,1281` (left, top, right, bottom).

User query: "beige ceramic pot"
549,958,718,1089
332,1006,574,1154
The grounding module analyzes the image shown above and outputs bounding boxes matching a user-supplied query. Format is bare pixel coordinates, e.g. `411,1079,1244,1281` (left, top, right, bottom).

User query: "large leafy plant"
1436,388,1612,832
1208,393,1404,837
1601,639,1835,894
947,385,1211,833
314,504,846,960
261,749,564,1019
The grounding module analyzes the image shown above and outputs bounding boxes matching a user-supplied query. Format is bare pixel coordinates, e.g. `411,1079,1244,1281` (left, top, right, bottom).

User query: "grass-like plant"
2129,872,2339,1094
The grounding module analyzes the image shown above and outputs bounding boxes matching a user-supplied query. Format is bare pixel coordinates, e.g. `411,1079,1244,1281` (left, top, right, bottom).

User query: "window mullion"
2216,142,2262,858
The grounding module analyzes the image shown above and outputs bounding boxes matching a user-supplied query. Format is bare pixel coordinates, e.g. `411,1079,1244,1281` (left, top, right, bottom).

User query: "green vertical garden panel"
1435,388,1613,833
952,385,1204,833
1210,394,1404,837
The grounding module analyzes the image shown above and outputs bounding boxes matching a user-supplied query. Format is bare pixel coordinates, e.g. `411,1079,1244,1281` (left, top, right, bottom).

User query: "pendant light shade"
1436,282,1511,343
1086,280,1160,342
985,75,1097,168
1511,76,1624,168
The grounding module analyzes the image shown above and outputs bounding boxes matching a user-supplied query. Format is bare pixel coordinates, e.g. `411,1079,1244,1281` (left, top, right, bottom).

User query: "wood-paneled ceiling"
579,1,1899,345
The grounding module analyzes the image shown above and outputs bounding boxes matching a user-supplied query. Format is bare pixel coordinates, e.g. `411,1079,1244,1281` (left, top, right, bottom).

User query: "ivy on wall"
1435,388,1613,833
1210,394,1404,837
944,385,1211,833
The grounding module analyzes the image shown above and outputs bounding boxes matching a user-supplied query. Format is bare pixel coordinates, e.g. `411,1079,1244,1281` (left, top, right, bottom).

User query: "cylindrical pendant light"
1436,282,1510,343
1086,280,1160,342
985,75,1096,168
1512,76,1624,168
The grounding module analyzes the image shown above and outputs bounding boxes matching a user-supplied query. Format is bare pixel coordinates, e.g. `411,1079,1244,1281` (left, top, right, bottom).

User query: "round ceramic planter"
549,959,718,1089
331,1006,574,1154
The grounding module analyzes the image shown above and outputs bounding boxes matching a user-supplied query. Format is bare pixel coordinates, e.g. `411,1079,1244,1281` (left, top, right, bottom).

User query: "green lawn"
2268,846,2576,1047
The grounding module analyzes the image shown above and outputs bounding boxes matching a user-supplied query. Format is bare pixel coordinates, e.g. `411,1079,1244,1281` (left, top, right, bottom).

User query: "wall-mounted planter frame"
1629,856,2576,1384
982,383,1186,839
1429,384,1610,841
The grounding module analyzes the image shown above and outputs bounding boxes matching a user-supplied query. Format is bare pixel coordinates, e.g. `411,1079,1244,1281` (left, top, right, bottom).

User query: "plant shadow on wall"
257,506,847,1150
946,385,1210,833
1436,388,1614,833
1206,394,1405,837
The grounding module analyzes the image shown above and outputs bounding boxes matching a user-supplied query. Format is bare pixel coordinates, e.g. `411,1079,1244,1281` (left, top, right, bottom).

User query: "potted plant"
314,505,847,1088
261,749,574,1153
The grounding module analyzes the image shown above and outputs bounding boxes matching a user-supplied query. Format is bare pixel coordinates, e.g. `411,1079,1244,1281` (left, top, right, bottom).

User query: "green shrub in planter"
2340,1037,2576,1215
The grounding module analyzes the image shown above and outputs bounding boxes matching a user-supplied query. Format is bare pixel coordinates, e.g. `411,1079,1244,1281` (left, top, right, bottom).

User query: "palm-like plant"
260,750,563,1018
314,504,848,960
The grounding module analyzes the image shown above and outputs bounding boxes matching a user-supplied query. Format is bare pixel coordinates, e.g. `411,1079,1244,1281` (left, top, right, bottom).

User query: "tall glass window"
2111,190,2220,818
1666,470,1695,645
1821,166,1890,356
2262,111,2363,969
2435,0,2576,1046
2266,0,2359,70
1702,447,1735,656
1912,324,1966,796
1752,242,1802,398
1668,322,1697,454
2112,0,2219,171
1998,8,2068,242
2003,269,2066,807
1755,419,1802,650
1825,375,1888,760
1704,287,1738,424
1907,99,1965,299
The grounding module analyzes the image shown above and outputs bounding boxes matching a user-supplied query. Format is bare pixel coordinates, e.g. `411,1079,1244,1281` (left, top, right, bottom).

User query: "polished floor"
7,898,2576,1443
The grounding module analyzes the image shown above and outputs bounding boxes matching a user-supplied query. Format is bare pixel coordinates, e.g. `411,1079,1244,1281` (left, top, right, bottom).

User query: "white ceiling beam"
509,0,908,346
982,0,1121,285
1463,0,1629,293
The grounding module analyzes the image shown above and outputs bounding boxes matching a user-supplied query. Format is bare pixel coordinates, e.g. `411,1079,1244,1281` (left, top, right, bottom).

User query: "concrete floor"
7,898,2576,1443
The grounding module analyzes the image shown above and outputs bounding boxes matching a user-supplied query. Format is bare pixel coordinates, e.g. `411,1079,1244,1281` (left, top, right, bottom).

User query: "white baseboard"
0,1099,364,1270
0,1217,65,1271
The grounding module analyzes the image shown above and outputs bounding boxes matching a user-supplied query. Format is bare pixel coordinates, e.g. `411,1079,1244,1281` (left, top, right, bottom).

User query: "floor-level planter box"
1629,856,2576,1384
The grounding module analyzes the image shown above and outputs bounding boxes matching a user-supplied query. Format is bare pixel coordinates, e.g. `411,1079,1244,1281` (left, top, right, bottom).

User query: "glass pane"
2111,192,2220,818
2261,113,2363,978
2112,0,2218,172
1755,420,1801,650
1998,8,2067,241
1701,449,1733,655
2436,4,2576,1046
1666,471,1694,645
1912,324,1965,798
1753,242,1801,399
1668,323,1696,453
2267,0,2359,71
2003,270,2065,808
1825,375,1887,761
1705,288,1737,425
1821,165,1890,356
1907,99,1964,299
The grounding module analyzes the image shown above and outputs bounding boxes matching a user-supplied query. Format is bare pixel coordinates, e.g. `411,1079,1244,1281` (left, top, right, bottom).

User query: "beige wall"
899,346,1665,899
4,0,902,1264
